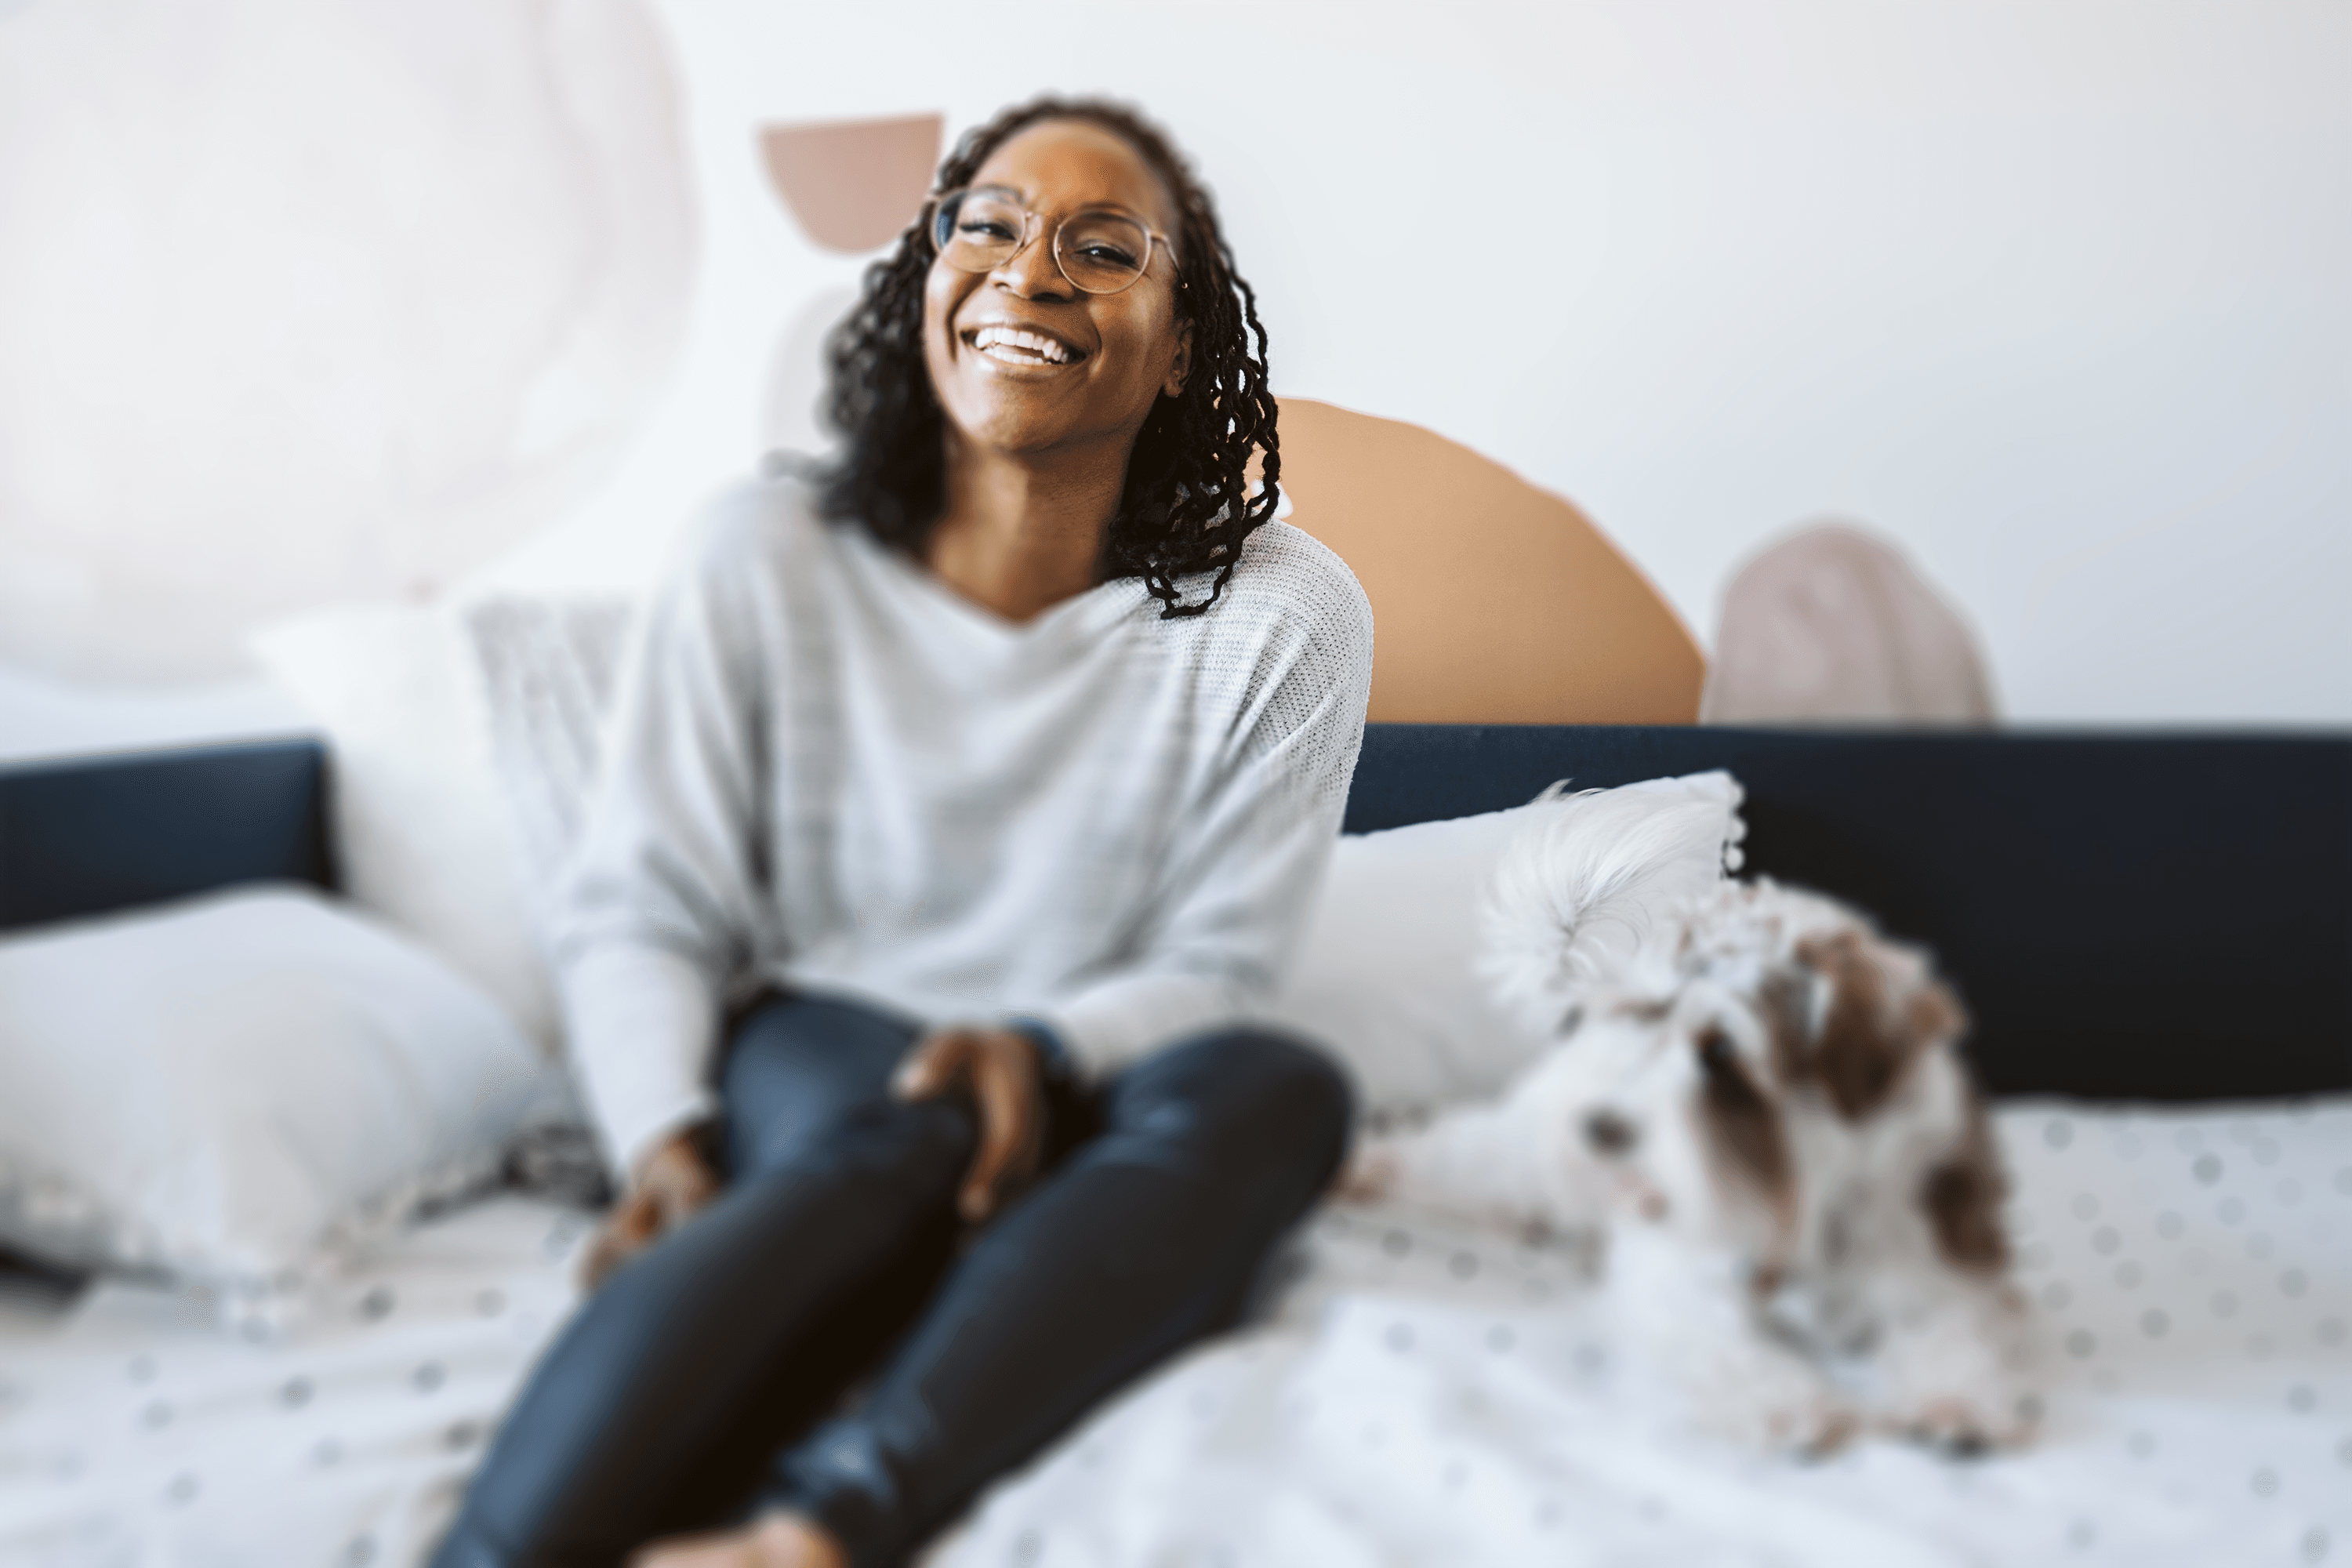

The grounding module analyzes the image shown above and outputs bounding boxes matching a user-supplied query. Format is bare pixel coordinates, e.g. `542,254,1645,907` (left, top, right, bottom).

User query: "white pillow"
249,603,561,1051
1272,771,1744,1114
248,595,641,1058
461,593,637,900
0,885,549,1330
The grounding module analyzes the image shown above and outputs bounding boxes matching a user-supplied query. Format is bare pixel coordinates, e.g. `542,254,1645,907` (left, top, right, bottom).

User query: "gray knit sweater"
553,478,1375,1174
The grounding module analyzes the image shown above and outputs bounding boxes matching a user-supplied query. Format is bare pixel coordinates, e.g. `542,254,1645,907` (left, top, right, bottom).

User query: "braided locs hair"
813,98,1279,618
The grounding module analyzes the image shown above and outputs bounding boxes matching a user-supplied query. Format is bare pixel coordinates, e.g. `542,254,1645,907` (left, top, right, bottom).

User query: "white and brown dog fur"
1346,784,2036,1454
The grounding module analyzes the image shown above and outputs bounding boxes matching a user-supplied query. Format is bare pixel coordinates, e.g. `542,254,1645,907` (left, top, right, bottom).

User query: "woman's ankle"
626,1509,847,1568
750,1511,848,1568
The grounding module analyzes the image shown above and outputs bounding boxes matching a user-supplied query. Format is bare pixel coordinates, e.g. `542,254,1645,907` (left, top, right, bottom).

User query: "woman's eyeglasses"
929,187,1171,296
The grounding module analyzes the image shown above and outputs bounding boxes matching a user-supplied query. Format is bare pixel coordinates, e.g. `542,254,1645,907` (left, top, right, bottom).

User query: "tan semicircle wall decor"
1274,399,1704,725
760,114,942,253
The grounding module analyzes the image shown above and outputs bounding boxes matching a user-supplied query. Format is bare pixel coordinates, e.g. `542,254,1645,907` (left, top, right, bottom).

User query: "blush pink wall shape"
754,114,942,460
759,114,943,254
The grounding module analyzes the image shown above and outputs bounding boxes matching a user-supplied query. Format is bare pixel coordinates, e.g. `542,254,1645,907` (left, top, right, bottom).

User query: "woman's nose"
989,229,1071,300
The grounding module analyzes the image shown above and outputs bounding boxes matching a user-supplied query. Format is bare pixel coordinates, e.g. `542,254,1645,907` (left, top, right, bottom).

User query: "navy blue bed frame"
3,727,2347,1102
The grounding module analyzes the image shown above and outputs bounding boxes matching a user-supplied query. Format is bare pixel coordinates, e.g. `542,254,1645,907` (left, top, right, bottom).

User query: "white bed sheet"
2,1100,2346,1567
0,1197,592,1566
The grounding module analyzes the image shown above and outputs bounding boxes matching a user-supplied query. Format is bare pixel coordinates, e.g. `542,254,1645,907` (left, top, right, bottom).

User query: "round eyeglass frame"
927,187,1174,296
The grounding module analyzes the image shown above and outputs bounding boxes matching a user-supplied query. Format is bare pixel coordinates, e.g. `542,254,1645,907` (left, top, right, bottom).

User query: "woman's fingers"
894,1026,1047,1221
884,1034,950,1100
579,1187,660,1290
957,1030,1044,1221
653,1151,720,1226
579,1134,722,1290
579,1228,624,1291
889,1030,960,1101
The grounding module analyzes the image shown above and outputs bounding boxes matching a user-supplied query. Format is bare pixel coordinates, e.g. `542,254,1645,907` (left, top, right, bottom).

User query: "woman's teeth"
971,325,1074,365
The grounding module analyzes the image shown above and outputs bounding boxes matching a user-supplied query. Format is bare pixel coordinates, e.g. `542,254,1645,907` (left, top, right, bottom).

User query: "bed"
3,724,2348,1566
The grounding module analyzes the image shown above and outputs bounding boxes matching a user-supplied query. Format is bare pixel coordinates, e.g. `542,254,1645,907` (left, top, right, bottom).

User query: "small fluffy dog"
1347,785,2035,1454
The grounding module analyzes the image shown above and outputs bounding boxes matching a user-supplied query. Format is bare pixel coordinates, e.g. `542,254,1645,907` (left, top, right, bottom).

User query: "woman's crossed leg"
431,994,1350,1567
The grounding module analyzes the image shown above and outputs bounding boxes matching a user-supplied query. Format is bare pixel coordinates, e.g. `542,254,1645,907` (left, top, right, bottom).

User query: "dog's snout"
1583,1109,1638,1156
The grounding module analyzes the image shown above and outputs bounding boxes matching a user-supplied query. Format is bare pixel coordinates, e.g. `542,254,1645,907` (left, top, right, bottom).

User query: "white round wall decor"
0,0,694,681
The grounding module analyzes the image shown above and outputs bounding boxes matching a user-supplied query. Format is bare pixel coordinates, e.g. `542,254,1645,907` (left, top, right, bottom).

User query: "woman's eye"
957,217,1018,241
1074,242,1139,268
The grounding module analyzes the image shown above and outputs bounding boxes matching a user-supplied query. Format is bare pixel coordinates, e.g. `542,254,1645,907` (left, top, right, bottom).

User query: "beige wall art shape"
0,0,694,682
1276,399,1704,725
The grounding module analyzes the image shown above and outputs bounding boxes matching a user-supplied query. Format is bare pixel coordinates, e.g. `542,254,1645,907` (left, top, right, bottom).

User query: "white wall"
580,0,2349,724
5,0,2347,739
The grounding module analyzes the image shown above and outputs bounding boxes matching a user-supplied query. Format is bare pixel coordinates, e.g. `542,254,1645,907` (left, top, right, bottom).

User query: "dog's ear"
1695,1024,1795,1226
1759,965,1818,1081
1902,976,1969,1054
1784,931,1965,1121
1921,1087,2009,1272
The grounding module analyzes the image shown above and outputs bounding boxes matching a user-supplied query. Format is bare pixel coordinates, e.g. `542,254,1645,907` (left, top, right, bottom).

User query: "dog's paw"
1724,1387,1864,1457
1684,1351,1863,1456
1878,1385,2041,1454
1332,1138,1403,1203
1687,1385,1862,1455
1873,1285,2039,1452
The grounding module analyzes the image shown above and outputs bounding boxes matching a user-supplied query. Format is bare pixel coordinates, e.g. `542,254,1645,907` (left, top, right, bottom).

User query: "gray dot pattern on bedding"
927,1098,2352,1567
0,1199,587,1566
0,1103,2346,1566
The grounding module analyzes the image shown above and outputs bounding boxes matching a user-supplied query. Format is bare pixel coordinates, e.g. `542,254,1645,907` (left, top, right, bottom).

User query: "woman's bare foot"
629,1511,848,1568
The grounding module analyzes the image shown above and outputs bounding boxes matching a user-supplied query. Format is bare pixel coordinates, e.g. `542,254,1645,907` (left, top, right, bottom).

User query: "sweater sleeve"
1040,542,1375,1076
548,501,772,1177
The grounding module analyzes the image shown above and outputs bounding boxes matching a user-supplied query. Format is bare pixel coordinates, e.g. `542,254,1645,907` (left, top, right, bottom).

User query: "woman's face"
923,119,1191,463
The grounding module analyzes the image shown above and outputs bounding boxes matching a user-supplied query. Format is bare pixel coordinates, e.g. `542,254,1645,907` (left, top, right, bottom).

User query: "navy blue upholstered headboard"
2,726,2346,1102
1348,725,2351,1102
0,739,332,933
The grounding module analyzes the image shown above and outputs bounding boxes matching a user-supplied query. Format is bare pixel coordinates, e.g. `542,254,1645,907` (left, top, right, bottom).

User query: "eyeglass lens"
934,191,1152,295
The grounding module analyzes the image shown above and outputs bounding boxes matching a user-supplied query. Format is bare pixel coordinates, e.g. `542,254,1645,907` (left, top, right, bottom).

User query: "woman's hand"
581,1126,722,1290
892,1026,1046,1222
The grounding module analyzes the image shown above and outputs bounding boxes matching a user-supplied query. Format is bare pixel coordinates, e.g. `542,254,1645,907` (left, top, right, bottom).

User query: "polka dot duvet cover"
2,1100,2346,1567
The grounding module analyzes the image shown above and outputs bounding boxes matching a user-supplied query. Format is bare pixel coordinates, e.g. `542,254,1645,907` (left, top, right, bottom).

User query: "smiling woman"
426,100,1370,1568
820,101,1279,625
918,120,1203,620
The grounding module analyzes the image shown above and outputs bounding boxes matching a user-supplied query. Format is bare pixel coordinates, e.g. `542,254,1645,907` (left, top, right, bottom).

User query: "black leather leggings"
430,993,1353,1568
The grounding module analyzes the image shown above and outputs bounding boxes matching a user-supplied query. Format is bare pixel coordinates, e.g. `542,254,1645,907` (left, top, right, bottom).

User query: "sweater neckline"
842,525,1152,645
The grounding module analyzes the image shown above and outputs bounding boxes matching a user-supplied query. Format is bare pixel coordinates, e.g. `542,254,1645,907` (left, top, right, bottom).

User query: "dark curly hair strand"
813,97,1279,619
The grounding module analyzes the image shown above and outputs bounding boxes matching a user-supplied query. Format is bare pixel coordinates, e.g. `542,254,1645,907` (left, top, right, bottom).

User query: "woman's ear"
1163,323,1192,398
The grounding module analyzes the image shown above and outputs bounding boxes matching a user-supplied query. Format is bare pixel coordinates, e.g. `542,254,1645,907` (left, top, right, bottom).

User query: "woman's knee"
720,993,920,1178
1109,1028,1355,1190
806,1095,979,1196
